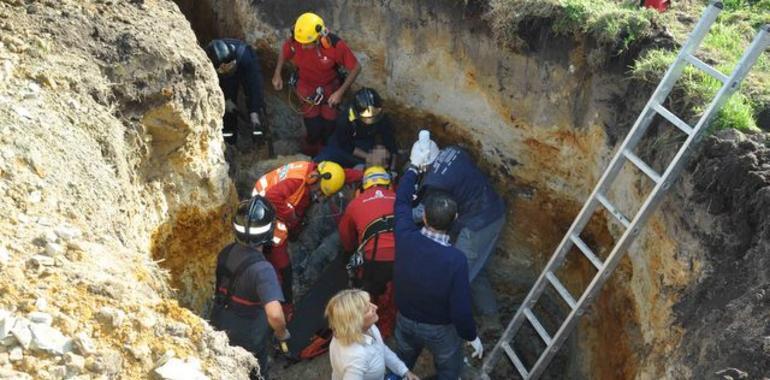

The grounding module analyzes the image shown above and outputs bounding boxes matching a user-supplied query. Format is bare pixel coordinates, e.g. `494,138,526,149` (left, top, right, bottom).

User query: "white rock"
0,352,7,365
8,346,22,362
0,368,31,380
42,230,59,244
12,106,31,120
29,323,70,355
154,358,209,380
73,333,95,356
27,191,41,203
10,319,31,349
44,242,65,257
29,255,54,267
0,312,12,341
64,352,85,373
54,226,80,242
96,307,125,329
0,247,8,266
28,312,52,326
48,365,67,379
34,298,47,312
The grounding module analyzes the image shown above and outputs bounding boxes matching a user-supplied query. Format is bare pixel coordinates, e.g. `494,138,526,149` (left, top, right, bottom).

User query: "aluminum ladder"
481,2,770,378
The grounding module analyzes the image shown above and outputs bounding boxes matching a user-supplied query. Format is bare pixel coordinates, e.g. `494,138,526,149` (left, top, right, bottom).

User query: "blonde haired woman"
326,289,419,380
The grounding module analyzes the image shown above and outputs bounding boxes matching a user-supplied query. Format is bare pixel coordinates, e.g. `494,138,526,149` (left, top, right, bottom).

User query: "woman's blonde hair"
325,289,370,346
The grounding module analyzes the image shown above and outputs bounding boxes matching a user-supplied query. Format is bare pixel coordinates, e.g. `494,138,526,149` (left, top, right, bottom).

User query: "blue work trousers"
210,305,271,379
454,214,505,316
394,313,464,380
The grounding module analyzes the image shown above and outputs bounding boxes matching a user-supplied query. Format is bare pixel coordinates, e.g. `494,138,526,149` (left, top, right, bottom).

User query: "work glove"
409,130,439,171
467,336,484,359
225,99,237,113
274,329,291,354
249,112,261,127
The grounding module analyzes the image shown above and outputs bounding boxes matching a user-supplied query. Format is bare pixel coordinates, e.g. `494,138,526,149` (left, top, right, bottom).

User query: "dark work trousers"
360,261,393,299
210,305,271,379
303,116,336,156
223,110,238,145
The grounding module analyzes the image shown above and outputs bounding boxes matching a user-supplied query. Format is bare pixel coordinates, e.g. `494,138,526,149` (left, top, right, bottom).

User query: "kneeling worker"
338,166,397,335
210,196,290,379
252,161,362,309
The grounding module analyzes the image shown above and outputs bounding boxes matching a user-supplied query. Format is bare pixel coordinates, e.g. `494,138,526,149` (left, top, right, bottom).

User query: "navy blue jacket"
393,169,477,341
331,111,398,154
422,146,505,232
217,38,265,114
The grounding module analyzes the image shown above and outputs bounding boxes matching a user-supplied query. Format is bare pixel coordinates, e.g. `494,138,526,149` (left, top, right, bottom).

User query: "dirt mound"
0,0,255,378
673,129,770,378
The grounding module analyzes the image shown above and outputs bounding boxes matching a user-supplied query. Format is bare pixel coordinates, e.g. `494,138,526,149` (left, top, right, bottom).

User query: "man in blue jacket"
393,158,483,379
411,130,506,335
206,39,266,145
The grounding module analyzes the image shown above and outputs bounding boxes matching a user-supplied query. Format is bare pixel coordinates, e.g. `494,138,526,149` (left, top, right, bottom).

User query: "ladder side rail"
525,24,769,380
480,3,726,376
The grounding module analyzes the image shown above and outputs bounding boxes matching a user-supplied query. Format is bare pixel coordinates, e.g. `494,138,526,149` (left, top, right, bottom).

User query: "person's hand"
403,370,420,380
249,112,261,127
225,99,237,113
272,74,283,90
274,329,290,354
276,329,291,342
327,89,343,107
467,336,484,359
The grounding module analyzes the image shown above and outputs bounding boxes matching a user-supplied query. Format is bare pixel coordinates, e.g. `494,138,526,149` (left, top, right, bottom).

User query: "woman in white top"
326,289,420,380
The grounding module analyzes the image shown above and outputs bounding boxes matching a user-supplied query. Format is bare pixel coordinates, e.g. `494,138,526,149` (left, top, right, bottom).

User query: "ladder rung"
594,193,631,228
652,103,694,136
623,149,662,183
523,308,552,345
569,234,604,271
502,342,529,379
546,272,577,309
685,54,729,83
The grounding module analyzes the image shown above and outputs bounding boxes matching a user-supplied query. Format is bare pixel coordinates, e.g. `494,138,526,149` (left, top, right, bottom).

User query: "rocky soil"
0,0,257,378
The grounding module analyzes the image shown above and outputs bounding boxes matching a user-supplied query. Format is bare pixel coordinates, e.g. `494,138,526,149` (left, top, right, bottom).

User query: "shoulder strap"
215,244,237,290
358,215,395,262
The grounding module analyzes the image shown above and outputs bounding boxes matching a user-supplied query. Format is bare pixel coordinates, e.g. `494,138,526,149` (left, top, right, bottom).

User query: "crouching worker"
338,166,397,337
210,196,290,379
252,161,363,310
326,289,419,380
315,88,398,170
393,163,483,379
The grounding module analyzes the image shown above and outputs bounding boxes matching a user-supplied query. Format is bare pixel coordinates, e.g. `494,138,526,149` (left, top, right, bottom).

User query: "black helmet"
349,88,383,124
233,196,276,247
205,40,235,68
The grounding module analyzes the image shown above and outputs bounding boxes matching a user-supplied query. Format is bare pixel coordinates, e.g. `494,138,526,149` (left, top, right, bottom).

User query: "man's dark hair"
424,190,457,231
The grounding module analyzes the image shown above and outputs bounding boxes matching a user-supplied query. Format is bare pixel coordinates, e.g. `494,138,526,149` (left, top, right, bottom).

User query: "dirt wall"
0,0,257,378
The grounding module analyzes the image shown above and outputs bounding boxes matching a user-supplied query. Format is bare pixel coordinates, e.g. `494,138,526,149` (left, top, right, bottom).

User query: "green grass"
488,0,770,132
488,0,659,54
631,0,769,132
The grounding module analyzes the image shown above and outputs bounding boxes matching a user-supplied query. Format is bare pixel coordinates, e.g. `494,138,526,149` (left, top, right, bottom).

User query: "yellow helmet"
317,161,345,196
362,166,391,190
294,13,325,44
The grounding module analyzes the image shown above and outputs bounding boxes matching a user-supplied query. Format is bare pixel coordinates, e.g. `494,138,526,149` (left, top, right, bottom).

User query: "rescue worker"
315,88,398,169
209,196,290,379
338,166,397,336
272,12,361,156
411,130,506,336
205,39,266,145
392,160,483,379
251,161,363,309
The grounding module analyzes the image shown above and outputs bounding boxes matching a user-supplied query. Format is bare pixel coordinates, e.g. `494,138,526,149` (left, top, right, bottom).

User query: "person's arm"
337,206,358,253
264,178,304,229
272,40,292,90
242,45,265,114
449,256,477,342
382,337,410,377
264,300,288,339
395,169,420,235
342,168,363,184
328,40,360,107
